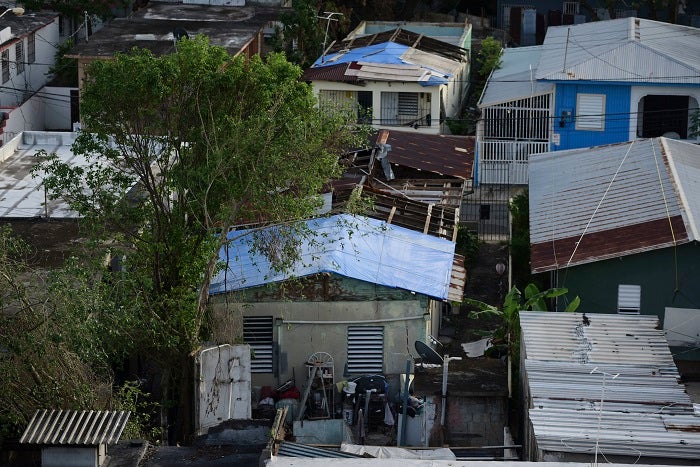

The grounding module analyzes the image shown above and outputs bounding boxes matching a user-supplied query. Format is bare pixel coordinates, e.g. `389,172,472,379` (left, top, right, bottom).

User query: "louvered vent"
243,316,273,373
347,326,384,374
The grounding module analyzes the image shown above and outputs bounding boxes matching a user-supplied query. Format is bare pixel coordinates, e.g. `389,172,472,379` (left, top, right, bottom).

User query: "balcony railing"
478,140,550,185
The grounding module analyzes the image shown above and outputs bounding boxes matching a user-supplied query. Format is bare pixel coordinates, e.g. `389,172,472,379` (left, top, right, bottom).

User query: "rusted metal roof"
529,138,698,273
301,63,358,83
358,185,460,242
20,410,130,446
521,311,700,461
448,254,466,302
326,28,468,63
384,131,474,180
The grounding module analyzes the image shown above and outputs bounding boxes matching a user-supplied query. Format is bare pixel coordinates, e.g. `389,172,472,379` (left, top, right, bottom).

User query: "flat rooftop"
0,132,84,219
69,1,280,58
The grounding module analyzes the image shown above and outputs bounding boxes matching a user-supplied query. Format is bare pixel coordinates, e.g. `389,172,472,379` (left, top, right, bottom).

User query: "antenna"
318,11,343,64
562,27,571,73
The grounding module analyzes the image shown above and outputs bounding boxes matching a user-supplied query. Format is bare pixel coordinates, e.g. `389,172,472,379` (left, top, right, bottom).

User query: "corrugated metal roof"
277,441,360,458
521,311,700,461
384,131,474,179
479,46,554,107
20,409,130,446
308,28,468,86
528,138,696,273
536,18,700,84
210,214,457,300
663,138,700,241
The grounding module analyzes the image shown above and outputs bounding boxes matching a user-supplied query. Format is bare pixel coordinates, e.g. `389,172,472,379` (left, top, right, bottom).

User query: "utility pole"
318,11,342,64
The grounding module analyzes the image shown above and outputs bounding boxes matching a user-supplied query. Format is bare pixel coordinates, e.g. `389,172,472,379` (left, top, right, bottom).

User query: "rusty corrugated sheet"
384,132,474,180
529,138,695,273
448,254,466,302
20,410,130,446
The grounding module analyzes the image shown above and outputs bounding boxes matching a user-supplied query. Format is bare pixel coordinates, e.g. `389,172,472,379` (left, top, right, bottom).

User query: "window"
347,326,384,374
617,284,641,314
27,33,35,64
243,316,273,373
1,50,9,84
575,94,606,131
15,41,23,74
563,1,580,15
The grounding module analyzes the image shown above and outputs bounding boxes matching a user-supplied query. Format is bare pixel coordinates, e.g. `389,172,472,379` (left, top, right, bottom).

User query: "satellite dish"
414,341,443,365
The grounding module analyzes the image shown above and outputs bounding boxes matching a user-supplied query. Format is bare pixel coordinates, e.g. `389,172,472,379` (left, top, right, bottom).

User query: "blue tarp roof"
312,42,451,86
210,214,456,300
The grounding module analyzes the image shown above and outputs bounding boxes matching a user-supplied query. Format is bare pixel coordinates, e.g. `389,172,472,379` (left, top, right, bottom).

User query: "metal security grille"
398,93,419,117
15,41,24,74
1,50,9,84
243,316,273,373
347,326,383,374
27,34,35,64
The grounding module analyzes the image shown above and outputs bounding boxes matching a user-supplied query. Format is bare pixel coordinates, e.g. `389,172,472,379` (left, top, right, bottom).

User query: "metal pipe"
282,316,424,325
399,359,411,446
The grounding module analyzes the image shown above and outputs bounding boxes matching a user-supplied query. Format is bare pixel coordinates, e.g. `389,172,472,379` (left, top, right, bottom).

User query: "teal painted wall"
555,242,700,321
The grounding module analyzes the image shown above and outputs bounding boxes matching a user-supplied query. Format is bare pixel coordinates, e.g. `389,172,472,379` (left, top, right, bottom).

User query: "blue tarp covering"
312,42,450,86
210,214,455,300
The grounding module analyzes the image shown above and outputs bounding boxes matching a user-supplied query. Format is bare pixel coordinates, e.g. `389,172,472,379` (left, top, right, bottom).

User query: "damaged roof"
529,137,700,273
520,311,700,461
304,28,468,86
69,2,279,58
210,214,459,301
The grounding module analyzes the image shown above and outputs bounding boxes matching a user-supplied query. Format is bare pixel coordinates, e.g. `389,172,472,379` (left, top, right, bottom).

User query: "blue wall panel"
553,83,631,151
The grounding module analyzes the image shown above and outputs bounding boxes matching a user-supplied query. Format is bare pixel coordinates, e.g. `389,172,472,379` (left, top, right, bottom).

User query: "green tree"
466,284,580,394
0,229,112,442
34,36,365,442
275,0,350,68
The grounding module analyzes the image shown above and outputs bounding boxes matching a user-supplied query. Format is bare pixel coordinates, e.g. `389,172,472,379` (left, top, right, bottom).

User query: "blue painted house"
477,17,700,185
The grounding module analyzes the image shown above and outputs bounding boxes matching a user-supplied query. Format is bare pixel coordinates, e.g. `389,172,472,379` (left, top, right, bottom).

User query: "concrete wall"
426,395,507,447
42,446,99,467
209,298,431,388
311,80,443,135
195,344,252,435
292,419,353,445
2,96,44,145
44,86,77,131
0,19,59,108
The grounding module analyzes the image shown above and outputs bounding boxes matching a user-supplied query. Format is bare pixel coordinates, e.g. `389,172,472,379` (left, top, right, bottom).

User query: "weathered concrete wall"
202,419,271,449
209,298,431,388
292,419,353,445
195,344,251,435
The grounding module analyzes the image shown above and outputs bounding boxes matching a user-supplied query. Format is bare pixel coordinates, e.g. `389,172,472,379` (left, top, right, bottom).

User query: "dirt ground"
441,242,510,356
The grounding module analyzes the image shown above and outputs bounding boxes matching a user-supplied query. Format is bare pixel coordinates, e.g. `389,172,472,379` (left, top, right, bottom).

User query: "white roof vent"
618,284,641,314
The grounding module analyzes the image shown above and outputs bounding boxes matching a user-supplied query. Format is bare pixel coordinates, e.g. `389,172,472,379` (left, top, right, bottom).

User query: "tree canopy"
33,36,364,441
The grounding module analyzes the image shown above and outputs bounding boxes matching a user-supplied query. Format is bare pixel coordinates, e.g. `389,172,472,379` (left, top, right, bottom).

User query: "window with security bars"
243,316,273,373
15,41,24,74
347,326,384,374
1,50,8,83
27,34,35,64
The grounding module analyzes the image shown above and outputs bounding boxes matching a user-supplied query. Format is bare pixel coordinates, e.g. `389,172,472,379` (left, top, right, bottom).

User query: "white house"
302,24,471,135
0,10,61,144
